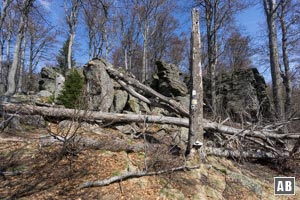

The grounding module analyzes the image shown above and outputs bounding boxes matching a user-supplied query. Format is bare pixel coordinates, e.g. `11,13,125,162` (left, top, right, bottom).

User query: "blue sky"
37,1,269,78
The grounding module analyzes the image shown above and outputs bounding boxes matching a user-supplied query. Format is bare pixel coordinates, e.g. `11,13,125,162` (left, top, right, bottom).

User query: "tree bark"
5,0,33,96
65,0,81,69
0,43,4,93
263,0,285,121
186,8,204,156
142,24,148,82
67,33,75,69
279,2,292,119
2,102,300,141
17,33,27,93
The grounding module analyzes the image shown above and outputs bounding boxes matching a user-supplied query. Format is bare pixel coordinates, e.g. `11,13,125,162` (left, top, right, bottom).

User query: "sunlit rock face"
203,68,272,121
83,59,114,112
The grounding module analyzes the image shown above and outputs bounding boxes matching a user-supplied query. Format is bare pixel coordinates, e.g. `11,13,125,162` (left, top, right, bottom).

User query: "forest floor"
0,123,300,200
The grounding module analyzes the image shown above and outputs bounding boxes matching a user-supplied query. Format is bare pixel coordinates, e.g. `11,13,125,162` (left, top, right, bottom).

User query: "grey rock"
111,89,128,113
83,59,114,112
151,61,188,97
19,115,46,127
115,124,138,135
54,73,65,99
203,68,271,121
172,127,189,149
37,90,53,97
128,95,140,113
39,67,65,99
175,95,190,110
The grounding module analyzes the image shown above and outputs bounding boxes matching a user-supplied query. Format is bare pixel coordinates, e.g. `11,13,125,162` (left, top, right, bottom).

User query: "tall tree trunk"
5,0,33,96
0,44,4,93
5,15,26,96
68,33,74,69
0,0,12,29
124,48,128,71
279,3,292,119
186,8,204,156
263,0,285,121
142,24,148,82
205,3,217,115
17,35,27,93
65,0,81,69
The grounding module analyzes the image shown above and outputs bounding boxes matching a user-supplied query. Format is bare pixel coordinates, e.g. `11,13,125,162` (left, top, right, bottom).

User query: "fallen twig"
78,165,200,189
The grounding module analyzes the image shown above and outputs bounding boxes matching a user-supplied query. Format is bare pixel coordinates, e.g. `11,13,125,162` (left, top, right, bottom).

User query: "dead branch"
97,60,189,117
78,165,200,189
116,79,151,105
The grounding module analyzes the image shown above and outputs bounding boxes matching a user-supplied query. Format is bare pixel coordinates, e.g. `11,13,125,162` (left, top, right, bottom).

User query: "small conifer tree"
57,69,84,109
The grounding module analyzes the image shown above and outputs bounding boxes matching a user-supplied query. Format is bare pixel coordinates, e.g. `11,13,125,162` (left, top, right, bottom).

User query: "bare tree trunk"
67,33,74,69
124,48,128,71
0,44,4,93
5,11,27,96
279,2,292,119
142,24,148,82
263,0,285,121
186,8,204,156
0,0,12,93
205,3,217,115
17,34,27,93
0,0,12,29
65,0,81,69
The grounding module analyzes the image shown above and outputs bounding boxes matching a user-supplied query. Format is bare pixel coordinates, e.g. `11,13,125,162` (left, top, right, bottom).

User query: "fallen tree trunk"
1,102,189,127
2,103,300,141
206,147,289,159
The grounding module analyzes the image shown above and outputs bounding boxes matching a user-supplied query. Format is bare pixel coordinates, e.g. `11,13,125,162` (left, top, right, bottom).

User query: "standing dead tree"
186,8,204,157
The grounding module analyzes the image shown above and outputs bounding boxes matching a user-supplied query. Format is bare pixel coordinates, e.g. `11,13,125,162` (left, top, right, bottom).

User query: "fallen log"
1,102,189,127
206,147,289,159
2,103,300,142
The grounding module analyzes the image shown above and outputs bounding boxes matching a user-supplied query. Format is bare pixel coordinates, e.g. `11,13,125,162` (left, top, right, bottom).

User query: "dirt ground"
1,124,300,200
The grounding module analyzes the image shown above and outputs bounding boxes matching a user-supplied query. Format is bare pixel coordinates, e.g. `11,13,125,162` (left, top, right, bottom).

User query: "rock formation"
38,67,65,98
204,68,272,120
83,59,114,112
151,61,188,97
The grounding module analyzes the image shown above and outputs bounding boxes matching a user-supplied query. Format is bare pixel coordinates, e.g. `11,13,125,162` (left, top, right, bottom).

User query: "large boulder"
151,61,188,97
83,59,114,112
38,67,65,98
110,89,128,113
205,68,272,120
